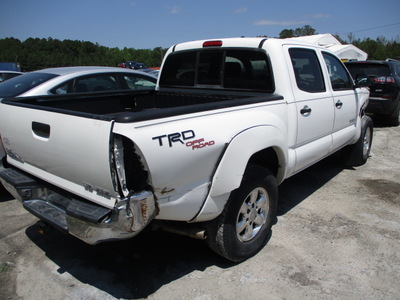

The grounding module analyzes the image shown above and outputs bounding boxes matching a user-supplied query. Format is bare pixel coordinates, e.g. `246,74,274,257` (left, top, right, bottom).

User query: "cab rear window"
159,49,274,92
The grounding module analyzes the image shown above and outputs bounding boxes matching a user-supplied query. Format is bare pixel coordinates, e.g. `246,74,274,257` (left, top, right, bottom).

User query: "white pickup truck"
0,37,372,262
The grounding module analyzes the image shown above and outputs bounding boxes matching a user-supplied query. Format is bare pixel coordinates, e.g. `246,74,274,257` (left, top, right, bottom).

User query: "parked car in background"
118,61,148,70
345,59,400,126
125,61,148,70
0,71,23,83
0,66,157,159
0,66,157,99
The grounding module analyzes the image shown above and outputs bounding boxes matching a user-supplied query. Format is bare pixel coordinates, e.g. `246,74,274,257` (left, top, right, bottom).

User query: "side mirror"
354,74,370,88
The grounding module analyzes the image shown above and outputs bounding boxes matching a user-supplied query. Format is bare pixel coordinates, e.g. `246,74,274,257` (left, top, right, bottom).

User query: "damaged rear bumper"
0,165,157,245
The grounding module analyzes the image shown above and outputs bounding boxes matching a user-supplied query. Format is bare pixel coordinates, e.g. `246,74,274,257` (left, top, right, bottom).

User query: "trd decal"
152,130,195,147
152,130,215,150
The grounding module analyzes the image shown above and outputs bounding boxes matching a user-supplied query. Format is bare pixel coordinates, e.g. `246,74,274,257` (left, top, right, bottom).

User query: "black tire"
388,101,400,127
342,115,373,167
205,165,278,262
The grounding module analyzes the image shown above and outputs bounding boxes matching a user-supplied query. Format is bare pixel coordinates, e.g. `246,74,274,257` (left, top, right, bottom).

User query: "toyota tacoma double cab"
0,37,371,262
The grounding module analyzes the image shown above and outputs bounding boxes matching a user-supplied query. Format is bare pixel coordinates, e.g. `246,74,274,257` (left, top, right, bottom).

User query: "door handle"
335,100,343,109
300,105,312,116
32,122,50,138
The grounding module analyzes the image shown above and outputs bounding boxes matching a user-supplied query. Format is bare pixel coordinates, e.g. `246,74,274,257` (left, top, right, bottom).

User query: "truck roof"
170,37,331,53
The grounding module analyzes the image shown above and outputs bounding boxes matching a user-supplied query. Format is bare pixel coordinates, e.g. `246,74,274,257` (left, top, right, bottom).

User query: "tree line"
0,26,399,71
0,37,166,71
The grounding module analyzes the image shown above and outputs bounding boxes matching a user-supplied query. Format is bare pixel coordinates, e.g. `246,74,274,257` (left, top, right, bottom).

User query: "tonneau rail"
2,89,284,122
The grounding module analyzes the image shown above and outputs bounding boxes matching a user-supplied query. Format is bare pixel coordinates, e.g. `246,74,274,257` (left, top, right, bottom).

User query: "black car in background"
118,61,148,70
126,61,148,70
345,59,400,126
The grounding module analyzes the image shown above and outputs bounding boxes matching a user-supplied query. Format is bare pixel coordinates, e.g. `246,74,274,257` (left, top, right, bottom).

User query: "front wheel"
342,115,373,166
205,166,278,262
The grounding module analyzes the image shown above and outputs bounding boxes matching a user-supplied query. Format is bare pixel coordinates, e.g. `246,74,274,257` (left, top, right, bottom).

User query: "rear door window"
73,74,119,92
51,81,72,94
122,74,156,90
50,74,119,94
289,48,325,93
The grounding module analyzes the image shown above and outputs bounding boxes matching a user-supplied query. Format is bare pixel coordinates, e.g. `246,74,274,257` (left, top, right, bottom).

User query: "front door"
286,46,334,172
322,52,358,152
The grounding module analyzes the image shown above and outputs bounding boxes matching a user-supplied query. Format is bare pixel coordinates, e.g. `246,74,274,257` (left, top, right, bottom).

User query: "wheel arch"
193,125,287,222
248,147,281,181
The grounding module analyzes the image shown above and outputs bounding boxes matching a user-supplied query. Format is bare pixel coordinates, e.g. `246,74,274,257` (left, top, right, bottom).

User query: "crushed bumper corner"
68,191,158,244
0,165,158,245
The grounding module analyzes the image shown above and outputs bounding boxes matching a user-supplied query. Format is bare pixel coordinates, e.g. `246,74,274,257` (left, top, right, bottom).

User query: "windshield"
0,72,58,98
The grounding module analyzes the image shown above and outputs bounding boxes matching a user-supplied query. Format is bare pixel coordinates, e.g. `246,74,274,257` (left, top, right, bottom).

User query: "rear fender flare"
194,125,287,221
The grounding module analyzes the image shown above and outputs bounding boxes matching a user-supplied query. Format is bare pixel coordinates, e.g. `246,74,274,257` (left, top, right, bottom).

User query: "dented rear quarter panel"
112,99,288,221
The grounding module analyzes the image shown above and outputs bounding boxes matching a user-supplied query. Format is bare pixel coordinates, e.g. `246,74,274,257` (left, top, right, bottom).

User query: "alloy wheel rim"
363,127,371,156
236,187,269,242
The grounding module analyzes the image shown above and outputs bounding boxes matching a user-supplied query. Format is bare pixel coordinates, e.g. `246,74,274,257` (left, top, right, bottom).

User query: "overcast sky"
1,0,399,49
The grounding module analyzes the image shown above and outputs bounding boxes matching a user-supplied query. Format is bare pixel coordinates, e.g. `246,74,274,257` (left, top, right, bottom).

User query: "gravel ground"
0,124,399,300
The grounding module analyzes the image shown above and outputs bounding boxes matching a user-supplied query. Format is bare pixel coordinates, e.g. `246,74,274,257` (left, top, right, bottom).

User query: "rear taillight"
373,76,395,83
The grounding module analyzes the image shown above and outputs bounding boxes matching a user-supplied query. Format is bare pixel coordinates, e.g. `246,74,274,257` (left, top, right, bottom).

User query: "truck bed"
2,90,284,122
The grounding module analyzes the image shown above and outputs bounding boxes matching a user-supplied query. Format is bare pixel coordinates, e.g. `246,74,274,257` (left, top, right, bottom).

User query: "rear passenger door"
322,52,357,151
287,47,334,172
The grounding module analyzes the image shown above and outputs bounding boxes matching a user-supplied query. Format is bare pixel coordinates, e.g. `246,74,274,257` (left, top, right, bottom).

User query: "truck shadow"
25,225,232,299
277,153,345,216
0,186,14,201
24,154,347,299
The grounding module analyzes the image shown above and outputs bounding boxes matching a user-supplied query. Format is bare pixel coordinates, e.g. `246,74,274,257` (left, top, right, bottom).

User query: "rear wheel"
205,165,278,262
342,115,373,166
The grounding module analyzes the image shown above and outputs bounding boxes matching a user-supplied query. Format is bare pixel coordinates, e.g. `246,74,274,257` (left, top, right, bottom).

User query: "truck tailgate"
0,104,118,208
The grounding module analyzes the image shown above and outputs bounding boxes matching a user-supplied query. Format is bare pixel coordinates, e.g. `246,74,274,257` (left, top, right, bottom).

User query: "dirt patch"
360,179,400,205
